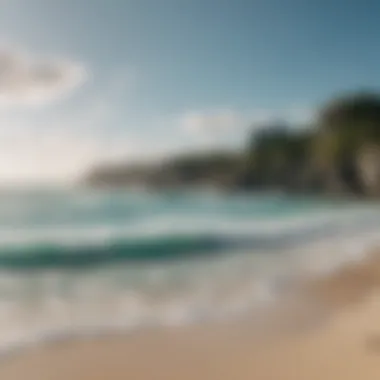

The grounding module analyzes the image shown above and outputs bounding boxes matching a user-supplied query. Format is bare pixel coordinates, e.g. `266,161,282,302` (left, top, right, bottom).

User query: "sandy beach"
0,252,380,380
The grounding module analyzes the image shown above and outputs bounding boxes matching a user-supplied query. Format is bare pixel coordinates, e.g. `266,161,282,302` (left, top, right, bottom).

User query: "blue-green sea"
0,188,379,352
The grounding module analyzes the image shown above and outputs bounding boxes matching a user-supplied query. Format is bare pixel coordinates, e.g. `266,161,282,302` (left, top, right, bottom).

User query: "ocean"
0,188,379,353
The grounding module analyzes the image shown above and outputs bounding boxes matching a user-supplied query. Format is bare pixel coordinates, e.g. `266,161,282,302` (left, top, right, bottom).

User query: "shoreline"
1,250,380,379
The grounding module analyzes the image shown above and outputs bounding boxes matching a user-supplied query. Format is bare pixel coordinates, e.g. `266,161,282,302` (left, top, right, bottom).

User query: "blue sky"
0,0,379,182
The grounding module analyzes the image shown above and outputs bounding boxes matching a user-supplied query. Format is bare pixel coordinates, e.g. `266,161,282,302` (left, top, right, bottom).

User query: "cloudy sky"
1,0,379,183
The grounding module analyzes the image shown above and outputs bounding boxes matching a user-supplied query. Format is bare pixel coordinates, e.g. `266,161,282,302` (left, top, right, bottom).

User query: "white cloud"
180,106,316,136
0,66,148,184
0,50,317,185
0,46,87,108
180,109,244,135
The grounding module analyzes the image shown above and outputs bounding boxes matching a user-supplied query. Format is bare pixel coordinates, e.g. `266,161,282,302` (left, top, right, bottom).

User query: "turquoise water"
0,188,379,352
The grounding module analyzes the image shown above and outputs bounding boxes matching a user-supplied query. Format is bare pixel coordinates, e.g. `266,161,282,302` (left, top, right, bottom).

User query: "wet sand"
1,251,380,380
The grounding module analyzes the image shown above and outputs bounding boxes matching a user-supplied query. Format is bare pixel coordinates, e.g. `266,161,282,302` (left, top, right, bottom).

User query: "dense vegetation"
85,91,380,197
